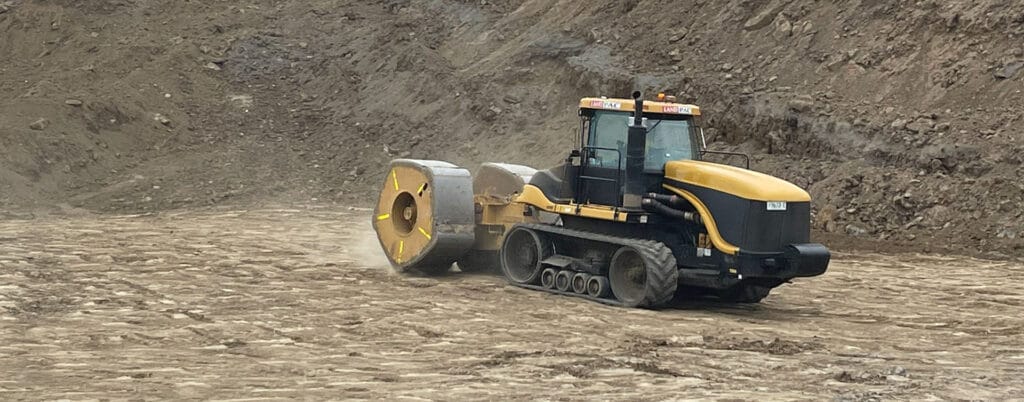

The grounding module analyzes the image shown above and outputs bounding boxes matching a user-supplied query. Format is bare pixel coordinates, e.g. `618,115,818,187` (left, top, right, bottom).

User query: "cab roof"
579,97,701,116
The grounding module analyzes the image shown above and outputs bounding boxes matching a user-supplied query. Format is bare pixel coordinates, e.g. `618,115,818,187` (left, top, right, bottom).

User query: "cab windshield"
587,110,697,171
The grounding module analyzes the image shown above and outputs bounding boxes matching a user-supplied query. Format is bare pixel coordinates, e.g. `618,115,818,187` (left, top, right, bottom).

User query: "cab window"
645,119,695,170
585,110,696,171
587,111,630,169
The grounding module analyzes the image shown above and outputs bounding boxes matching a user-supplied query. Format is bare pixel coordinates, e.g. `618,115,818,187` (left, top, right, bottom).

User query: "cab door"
578,111,629,207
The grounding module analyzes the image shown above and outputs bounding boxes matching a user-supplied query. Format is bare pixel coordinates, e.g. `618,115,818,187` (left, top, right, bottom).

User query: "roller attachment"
473,163,537,199
372,159,475,275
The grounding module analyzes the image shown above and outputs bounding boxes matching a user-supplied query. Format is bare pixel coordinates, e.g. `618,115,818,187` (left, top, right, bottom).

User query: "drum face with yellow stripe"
372,159,475,274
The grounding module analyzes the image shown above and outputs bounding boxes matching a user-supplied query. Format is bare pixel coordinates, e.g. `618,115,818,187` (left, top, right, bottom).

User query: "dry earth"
1,208,1021,400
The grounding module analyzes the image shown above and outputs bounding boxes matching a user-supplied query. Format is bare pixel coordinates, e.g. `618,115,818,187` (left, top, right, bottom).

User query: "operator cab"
528,94,704,208
581,107,703,206
584,110,701,171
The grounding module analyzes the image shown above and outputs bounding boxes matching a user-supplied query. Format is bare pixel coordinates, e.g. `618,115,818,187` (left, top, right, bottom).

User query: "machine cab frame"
574,97,703,207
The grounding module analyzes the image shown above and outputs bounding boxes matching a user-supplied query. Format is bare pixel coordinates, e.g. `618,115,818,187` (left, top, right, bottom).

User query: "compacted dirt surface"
1,208,1021,400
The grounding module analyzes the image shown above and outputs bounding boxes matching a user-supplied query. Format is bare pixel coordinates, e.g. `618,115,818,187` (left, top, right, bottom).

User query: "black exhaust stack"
623,91,647,208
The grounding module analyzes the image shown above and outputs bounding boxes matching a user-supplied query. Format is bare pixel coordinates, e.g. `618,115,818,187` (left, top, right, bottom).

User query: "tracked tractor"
372,92,829,308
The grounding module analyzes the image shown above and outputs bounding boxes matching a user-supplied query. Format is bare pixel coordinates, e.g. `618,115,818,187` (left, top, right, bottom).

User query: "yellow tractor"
372,92,829,308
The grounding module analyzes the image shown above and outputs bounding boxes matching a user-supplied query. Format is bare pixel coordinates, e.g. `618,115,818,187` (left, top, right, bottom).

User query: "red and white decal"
662,105,693,114
590,100,622,110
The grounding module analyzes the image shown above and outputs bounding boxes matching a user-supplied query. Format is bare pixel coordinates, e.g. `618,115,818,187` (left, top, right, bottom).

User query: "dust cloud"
350,218,392,269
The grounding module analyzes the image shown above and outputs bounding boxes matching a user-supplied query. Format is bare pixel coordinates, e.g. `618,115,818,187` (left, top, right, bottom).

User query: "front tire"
608,242,678,308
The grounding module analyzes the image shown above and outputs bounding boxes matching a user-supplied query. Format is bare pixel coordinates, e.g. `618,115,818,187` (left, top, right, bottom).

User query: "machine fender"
516,185,628,222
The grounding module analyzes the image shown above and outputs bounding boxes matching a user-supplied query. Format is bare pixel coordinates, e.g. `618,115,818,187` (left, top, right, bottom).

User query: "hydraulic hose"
641,198,702,225
645,192,688,209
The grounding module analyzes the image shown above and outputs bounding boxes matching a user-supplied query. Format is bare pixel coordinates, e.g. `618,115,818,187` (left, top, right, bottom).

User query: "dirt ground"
1,208,1021,400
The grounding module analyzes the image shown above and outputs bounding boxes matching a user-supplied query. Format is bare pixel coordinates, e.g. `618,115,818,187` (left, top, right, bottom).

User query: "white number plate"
766,201,788,211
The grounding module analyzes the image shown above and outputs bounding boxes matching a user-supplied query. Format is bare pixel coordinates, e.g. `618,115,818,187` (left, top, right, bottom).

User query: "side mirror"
568,149,582,166
569,148,585,165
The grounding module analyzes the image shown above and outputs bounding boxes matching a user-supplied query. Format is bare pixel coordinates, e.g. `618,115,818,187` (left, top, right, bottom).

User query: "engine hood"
663,160,811,202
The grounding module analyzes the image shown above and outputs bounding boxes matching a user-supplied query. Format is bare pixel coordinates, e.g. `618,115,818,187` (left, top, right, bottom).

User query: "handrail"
701,150,751,169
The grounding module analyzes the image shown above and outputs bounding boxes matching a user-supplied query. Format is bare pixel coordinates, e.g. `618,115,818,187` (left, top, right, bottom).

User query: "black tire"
717,284,772,303
555,270,573,292
608,242,678,308
500,227,552,285
586,276,612,298
571,272,591,294
540,268,558,289
457,250,498,274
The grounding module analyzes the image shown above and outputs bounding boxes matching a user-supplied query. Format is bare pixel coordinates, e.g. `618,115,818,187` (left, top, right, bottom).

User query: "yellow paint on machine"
664,160,811,202
377,213,390,221
418,227,432,240
662,184,740,255
515,185,629,222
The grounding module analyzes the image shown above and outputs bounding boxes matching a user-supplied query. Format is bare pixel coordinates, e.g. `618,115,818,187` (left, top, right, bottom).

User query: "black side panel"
666,179,811,252
744,201,811,250
671,181,748,247
528,163,578,203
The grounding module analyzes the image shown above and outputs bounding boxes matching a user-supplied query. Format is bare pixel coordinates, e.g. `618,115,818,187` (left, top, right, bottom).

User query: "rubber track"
512,223,679,308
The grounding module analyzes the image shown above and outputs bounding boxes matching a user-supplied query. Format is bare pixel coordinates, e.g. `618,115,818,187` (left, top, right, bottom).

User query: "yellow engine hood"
664,160,811,202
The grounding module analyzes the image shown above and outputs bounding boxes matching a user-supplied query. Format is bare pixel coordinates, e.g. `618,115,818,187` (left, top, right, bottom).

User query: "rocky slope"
1,0,1021,257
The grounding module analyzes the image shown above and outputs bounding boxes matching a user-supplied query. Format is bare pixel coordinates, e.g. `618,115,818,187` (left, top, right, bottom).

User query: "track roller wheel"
554,270,573,292
500,227,553,285
608,242,679,308
372,159,475,275
586,276,611,298
571,273,591,294
540,268,558,289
